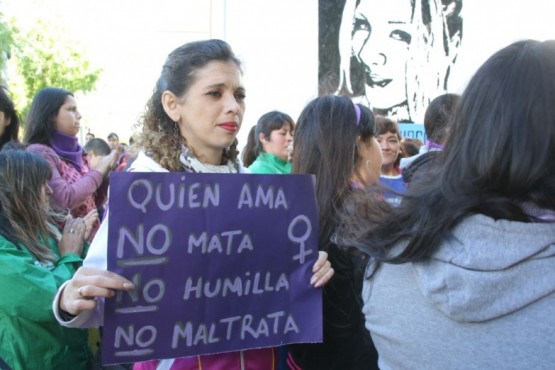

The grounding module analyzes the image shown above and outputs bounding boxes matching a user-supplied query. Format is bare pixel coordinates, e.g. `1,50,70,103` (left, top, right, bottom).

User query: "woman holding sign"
288,96,386,370
53,39,334,369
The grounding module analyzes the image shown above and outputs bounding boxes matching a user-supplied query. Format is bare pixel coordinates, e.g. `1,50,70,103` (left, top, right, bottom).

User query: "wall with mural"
3,1,554,143
318,0,554,123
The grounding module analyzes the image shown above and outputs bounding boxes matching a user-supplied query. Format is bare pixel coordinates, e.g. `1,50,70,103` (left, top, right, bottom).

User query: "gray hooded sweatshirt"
362,214,555,370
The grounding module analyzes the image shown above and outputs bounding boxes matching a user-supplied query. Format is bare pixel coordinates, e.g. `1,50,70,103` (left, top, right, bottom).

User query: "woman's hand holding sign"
311,251,334,288
59,267,135,316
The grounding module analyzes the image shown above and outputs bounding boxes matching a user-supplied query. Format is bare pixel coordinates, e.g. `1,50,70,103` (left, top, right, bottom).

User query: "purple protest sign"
101,172,322,365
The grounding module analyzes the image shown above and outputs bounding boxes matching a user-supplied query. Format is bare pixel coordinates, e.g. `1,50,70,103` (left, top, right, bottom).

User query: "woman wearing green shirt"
241,110,295,369
242,111,294,174
0,149,95,370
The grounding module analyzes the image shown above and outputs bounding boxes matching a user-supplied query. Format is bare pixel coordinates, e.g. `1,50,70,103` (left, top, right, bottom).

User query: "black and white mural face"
319,0,463,123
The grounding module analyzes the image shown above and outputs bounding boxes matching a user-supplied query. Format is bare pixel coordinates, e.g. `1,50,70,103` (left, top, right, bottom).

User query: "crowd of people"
0,35,554,370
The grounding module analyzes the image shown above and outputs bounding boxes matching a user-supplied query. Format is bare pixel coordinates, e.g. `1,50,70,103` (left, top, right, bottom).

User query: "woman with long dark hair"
338,39,555,369
24,88,121,240
289,95,384,370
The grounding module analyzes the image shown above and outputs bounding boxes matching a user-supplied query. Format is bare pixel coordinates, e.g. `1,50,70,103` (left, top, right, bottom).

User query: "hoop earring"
365,159,372,171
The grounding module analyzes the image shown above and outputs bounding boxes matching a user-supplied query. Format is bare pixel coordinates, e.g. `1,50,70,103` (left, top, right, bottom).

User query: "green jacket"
0,234,91,370
248,152,292,174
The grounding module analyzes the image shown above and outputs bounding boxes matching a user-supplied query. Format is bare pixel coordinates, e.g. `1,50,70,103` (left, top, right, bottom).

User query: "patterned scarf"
178,145,240,174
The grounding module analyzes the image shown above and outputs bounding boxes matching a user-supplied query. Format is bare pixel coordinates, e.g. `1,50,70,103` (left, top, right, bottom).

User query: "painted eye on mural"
390,30,411,44
352,17,370,34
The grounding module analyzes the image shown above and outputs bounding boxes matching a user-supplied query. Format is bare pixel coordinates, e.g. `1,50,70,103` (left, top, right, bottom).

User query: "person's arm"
27,144,104,210
0,237,82,323
49,166,104,210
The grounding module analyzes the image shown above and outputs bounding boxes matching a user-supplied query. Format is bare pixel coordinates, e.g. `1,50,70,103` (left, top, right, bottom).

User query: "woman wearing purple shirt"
24,88,121,240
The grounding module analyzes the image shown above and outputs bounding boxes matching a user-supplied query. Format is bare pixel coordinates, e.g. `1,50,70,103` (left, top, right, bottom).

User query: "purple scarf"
50,130,84,171
521,202,555,222
425,140,444,151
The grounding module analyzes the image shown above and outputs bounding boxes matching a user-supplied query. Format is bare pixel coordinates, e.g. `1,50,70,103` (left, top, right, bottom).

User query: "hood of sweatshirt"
412,214,555,323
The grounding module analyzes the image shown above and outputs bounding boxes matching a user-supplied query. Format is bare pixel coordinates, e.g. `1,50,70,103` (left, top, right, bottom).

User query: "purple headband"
353,103,361,126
